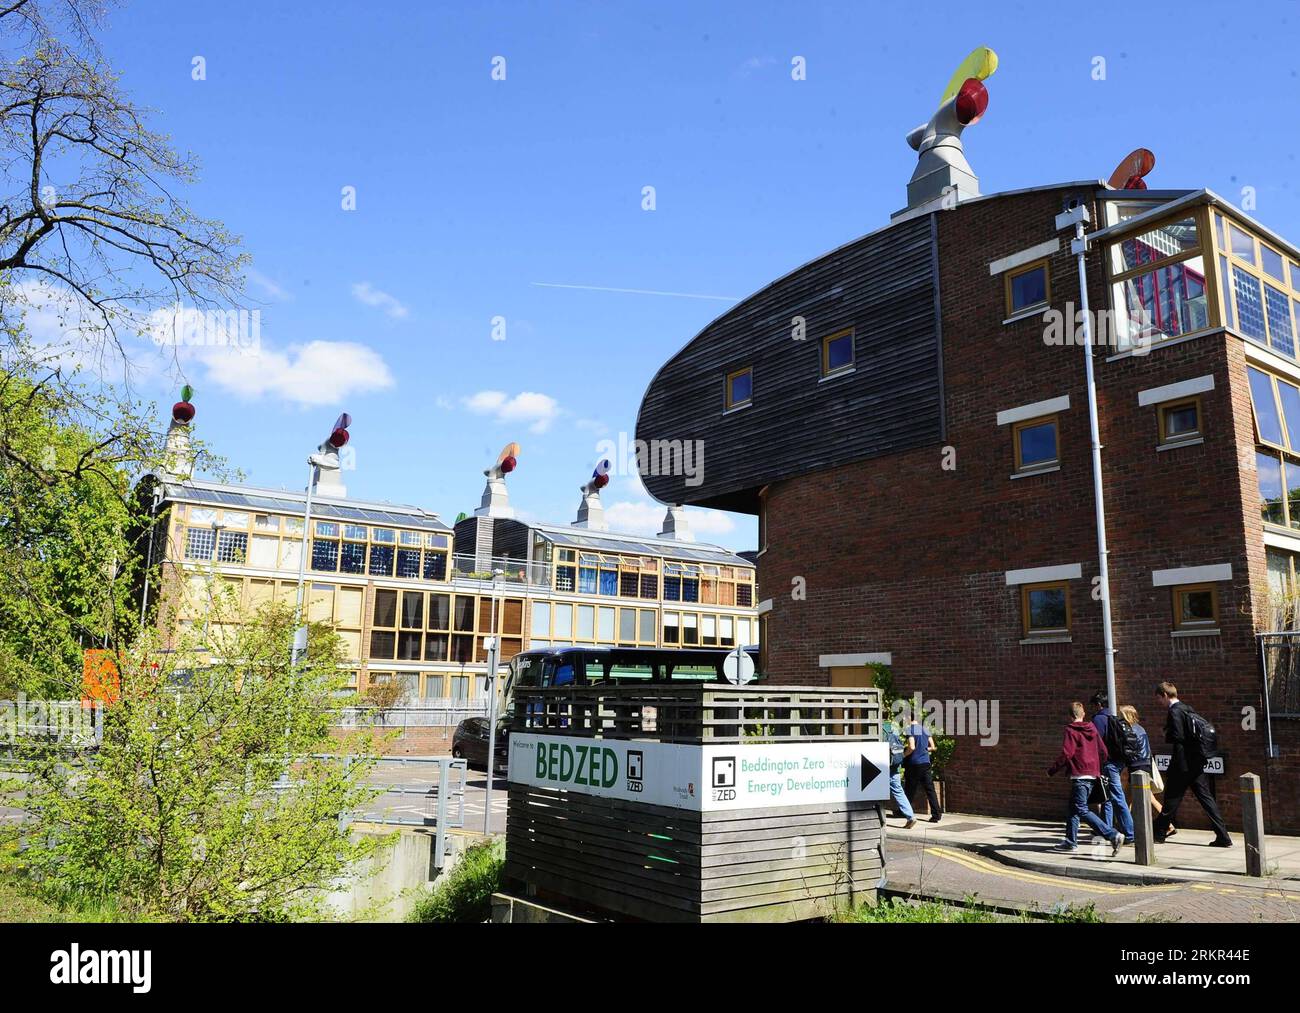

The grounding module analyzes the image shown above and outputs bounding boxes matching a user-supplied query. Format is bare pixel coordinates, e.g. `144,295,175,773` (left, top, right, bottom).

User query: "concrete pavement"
887,810,1300,888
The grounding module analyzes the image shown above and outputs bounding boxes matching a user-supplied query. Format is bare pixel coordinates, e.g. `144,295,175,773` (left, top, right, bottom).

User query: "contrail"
531,282,739,302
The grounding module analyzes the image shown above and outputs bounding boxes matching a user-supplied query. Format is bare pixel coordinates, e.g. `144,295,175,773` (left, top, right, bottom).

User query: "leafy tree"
3,595,386,922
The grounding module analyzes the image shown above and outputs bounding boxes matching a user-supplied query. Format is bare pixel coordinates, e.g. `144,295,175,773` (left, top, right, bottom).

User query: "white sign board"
1153,753,1225,775
508,734,890,811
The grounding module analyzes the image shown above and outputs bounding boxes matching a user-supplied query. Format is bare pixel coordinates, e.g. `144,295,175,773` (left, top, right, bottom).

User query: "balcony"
448,553,551,588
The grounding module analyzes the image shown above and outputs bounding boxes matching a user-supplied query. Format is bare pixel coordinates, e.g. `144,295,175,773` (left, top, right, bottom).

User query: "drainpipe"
1061,203,1118,717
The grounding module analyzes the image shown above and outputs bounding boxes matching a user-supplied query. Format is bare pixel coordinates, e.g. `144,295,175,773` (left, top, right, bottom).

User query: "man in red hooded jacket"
1048,702,1124,854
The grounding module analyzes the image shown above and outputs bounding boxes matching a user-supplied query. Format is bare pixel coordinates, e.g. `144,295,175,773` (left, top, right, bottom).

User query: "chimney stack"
163,385,197,480
475,441,519,519
657,504,694,542
573,459,611,531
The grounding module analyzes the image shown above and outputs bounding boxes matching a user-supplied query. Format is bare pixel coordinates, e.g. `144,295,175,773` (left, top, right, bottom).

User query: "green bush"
835,896,1102,923
408,839,505,923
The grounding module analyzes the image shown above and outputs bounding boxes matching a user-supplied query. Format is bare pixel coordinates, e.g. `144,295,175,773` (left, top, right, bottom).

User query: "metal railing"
512,684,882,744
449,553,550,587
1260,632,1300,717
333,700,488,729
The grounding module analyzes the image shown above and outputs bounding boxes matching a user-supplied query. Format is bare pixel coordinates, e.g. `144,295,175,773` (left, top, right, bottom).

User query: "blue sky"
47,0,1300,550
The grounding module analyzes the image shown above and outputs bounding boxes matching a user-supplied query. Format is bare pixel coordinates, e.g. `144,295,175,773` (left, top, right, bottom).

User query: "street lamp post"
482,567,504,834
1061,203,1118,718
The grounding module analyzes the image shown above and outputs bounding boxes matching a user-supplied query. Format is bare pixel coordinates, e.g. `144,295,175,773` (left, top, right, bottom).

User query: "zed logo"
712,756,736,801
626,750,644,792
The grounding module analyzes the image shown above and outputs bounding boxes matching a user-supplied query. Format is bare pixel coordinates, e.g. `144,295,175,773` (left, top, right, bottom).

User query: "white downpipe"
1074,220,1118,716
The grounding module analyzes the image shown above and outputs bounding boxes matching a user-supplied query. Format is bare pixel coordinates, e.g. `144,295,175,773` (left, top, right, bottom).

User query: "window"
368,544,394,577
531,601,550,639
1013,415,1059,473
1158,399,1201,446
1021,582,1070,638
1172,584,1219,633
619,607,637,645
340,541,366,574
1218,214,1300,357
184,526,215,561
215,531,247,564
1005,260,1049,316
1107,214,1206,349
820,328,854,377
663,611,679,645
726,368,752,410
423,549,447,580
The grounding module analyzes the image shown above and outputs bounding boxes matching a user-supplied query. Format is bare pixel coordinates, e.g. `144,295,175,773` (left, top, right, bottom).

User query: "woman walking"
1120,704,1174,837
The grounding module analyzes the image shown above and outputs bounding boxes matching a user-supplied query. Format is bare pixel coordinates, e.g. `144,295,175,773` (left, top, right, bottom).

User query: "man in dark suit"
1152,681,1232,847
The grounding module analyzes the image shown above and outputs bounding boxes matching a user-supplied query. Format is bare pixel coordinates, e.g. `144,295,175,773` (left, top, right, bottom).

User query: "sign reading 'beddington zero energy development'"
508,734,890,811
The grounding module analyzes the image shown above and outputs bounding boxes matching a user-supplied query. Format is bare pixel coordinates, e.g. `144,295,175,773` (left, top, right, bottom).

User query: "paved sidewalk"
887,811,1300,889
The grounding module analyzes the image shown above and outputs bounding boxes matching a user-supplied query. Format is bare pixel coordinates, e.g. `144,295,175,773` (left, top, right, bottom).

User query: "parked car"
452,717,508,775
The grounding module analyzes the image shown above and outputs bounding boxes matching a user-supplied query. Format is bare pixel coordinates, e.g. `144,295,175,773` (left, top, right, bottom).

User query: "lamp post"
482,567,504,834
1061,203,1118,718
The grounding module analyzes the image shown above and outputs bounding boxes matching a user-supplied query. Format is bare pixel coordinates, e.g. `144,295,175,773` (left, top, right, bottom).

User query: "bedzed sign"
503,683,887,923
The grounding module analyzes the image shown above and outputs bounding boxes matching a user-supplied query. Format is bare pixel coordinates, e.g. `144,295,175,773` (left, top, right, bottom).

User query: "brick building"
637,176,1300,832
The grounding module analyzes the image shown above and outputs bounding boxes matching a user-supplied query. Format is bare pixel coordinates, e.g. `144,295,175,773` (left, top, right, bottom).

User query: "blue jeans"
1066,778,1116,846
1101,762,1134,840
889,770,914,819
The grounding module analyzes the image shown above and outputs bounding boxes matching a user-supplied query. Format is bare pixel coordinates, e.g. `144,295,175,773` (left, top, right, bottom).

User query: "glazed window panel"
279,538,302,571
307,584,334,623
311,539,339,572
1110,216,1198,274
531,601,550,638
681,613,699,646
555,565,575,592
553,605,573,642
1006,261,1049,315
424,634,449,662
1228,222,1256,263
639,609,657,644
427,593,450,630
598,606,616,643
368,544,394,577
639,572,658,599
339,542,366,574
185,527,215,560
397,632,423,661
1248,367,1288,447
1172,584,1219,632
821,328,854,377
1258,451,1286,525
662,611,679,645
1013,416,1059,472
618,608,637,644
216,531,247,564
400,592,424,629
1265,284,1296,357
337,586,364,626
369,631,395,660
1233,267,1267,342
1022,582,1070,637
1158,399,1201,445
737,584,753,607
372,589,398,628
576,605,595,641
726,367,753,409
453,595,476,632
248,534,278,568
1112,256,1207,346
422,550,447,580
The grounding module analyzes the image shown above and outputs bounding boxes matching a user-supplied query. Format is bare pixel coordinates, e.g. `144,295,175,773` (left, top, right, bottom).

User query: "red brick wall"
761,186,1297,832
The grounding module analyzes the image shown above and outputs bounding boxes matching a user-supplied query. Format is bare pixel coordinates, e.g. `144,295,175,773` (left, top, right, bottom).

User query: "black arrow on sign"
860,753,885,793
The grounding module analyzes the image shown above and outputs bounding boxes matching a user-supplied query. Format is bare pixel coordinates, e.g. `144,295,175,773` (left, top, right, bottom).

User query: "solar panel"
165,484,451,532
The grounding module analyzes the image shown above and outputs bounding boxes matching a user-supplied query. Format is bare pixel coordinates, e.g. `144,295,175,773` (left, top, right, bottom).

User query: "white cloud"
351,281,409,319
604,497,735,540
247,268,290,301
195,339,394,406
462,390,560,434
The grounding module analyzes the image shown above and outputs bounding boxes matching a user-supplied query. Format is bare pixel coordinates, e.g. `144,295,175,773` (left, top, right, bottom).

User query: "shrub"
408,838,505,923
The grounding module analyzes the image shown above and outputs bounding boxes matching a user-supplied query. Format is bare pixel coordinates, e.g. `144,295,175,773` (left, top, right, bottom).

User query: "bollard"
1240,773,1266,877
1130,770,1155,866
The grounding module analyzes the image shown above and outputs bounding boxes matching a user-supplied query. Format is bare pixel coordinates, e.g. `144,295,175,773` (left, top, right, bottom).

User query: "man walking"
1090,691,1135,844
1152,682,1232,847
904,717,942,823
884,717,916,829
1048,702,1123,854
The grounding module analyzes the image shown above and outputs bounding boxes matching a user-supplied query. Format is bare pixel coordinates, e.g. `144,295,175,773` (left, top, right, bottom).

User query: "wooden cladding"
504,788,882,923
636,213,942,512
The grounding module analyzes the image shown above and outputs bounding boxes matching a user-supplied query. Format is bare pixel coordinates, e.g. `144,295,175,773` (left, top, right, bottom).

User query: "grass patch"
836,895,1103,923
407,838,505,924
0,871,135,923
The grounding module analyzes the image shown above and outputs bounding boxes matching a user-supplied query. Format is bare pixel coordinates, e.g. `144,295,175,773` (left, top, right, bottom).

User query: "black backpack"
1185,707,1219,759
1102,713,1135,766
